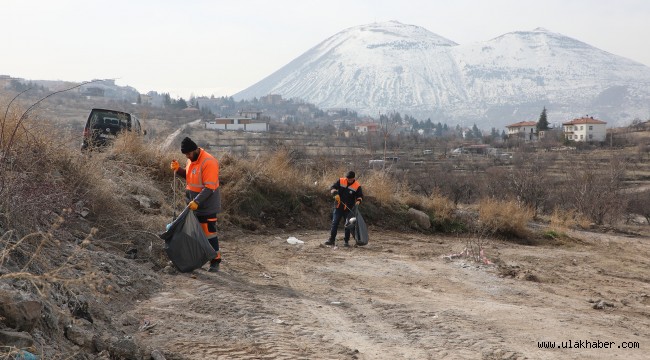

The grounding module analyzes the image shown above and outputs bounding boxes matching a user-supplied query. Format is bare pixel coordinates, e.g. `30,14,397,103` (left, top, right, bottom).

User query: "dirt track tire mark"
134,265,352,359
278,233,526,360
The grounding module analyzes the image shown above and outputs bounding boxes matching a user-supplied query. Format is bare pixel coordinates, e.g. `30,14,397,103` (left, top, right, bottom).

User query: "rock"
110,336,141,359
64,319,95,349
151,349,167,360
0,330,34,349
121,314,140,326
593,300,615,310
132,195,153,209
67,295,93,323
163,266,177,274
0,290,43,331
407,208,431,229
93,333,112,353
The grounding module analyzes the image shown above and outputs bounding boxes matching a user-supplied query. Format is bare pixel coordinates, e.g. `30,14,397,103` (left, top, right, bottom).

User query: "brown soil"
128,227,650,360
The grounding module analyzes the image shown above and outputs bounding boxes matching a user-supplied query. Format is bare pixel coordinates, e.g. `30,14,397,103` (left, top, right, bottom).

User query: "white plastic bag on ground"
287,236,304,245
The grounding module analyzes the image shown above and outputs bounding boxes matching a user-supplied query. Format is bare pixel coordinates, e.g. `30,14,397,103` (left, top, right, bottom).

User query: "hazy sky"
2,0,649,99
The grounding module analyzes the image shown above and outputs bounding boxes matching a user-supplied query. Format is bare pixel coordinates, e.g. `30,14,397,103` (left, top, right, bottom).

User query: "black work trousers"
329,206,351,242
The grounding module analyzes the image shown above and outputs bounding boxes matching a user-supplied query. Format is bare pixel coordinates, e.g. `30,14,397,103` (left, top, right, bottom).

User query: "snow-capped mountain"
234,21,650,128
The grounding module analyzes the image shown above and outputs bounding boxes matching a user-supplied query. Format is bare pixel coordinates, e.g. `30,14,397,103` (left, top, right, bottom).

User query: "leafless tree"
379,112,401,170
507,154,550,218
564,156,628,225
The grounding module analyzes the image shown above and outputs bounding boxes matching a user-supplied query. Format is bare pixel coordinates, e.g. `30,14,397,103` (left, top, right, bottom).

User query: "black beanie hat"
346,171,356,179
180,137,198,153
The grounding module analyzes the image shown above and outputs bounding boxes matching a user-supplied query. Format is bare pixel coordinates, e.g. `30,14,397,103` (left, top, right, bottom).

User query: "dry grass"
549,208,592,231
363,170,409,207
0,98,168,356
0,101,168,250
404,190,456,223
478,198,533,238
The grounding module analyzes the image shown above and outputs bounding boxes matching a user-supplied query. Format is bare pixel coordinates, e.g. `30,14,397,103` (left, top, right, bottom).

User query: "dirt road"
130,228,649,359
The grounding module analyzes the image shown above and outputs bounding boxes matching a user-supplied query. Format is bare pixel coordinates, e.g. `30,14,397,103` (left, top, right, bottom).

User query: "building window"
580,125,584,130
589,134,593,139
568,135,572,140
589,126,593,130
580,135,584,140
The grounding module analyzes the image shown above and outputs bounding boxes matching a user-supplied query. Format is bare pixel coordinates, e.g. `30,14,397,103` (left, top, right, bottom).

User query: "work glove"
188,200,199,211
170,160,180,171
333,194,341,203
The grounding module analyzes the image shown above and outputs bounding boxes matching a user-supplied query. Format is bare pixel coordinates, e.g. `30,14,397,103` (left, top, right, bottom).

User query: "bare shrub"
483,155,550,218
482,166,509,200
561,157,627,225
627,190,650,224
444,228,493,265
508,160,549,218
432,164,478,205
478,198,533,238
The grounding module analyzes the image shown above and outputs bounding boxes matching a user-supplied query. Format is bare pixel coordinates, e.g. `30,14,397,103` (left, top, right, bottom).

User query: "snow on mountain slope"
234,22,650,127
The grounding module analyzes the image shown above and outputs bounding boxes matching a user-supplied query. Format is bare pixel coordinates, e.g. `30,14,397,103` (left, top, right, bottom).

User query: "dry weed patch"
479,198,533,238
549,208,591,231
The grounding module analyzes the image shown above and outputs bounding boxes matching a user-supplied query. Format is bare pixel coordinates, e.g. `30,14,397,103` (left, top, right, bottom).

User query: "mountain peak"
338,21,458,47
234,22,650,128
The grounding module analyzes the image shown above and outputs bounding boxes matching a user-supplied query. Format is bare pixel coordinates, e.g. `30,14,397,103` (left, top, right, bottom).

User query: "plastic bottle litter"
286,237,304,245
166,223,172,231
15,351,38,360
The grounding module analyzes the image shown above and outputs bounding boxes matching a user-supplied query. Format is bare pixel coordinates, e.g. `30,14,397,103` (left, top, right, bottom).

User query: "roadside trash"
443,247,492,265
287,236,304,245
14,351,38,360
330,301,342,305
344,217,357,230
273,318,285,324
166,222,172,231
139,319,156,331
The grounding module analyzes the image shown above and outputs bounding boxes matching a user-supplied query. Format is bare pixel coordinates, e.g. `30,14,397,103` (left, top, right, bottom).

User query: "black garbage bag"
345,206,368,246
159,207,216,272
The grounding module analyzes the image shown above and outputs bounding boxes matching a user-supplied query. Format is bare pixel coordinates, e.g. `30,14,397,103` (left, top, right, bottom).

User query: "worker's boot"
208,251,221,272
323,239,335,246
208,259,220,272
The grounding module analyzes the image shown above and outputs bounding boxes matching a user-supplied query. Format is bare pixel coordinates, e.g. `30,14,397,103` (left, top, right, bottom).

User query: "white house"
205,118,269,132
562,116,607,142
506,121,538,141
355,122,379,133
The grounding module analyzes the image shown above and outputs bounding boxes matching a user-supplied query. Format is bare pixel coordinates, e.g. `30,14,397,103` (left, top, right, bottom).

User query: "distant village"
2,75,649,146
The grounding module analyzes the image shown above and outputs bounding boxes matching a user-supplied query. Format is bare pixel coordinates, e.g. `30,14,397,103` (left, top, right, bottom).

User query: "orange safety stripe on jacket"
339,177,361,192
338,177,362,209
185,149,219,192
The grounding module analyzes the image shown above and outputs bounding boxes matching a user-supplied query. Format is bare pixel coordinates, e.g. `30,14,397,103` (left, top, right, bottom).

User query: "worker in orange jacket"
170,137,222,272
324,171,363,247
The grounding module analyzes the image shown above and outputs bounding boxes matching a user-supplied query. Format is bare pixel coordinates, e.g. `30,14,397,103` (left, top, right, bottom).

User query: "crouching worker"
170,137,222,272
324,171,363,247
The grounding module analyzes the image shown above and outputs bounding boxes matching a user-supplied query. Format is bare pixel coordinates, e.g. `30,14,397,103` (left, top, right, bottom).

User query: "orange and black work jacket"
330,178,363,210
175,148,221,216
